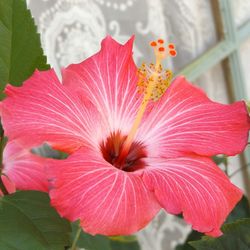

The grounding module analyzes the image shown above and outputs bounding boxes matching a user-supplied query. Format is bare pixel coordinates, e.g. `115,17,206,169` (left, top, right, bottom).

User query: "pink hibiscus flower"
2,140,48,192
1,36,249,237
0,175,15,196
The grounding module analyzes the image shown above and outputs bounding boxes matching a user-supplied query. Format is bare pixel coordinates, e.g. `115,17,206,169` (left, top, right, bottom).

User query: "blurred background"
26,0,250,249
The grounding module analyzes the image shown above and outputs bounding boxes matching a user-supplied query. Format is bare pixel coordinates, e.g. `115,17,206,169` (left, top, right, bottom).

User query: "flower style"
1,36,250,237
2,140,48,192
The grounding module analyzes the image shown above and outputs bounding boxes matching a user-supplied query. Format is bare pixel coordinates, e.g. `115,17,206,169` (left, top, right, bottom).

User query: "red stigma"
150,41,157,47
168,43,175,49
158,47,165,52
158,39,164,44
169,50,177,56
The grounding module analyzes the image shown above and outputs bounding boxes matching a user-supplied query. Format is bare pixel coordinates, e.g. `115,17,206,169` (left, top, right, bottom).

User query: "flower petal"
138,77,250,157
3,141,48,192
47,146,160,235
1,69,105,152
62,36,141,133
142,156,243,236
0,175,16,196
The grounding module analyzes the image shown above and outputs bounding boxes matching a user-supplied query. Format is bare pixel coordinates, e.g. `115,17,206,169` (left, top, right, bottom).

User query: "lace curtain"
26,1,250,249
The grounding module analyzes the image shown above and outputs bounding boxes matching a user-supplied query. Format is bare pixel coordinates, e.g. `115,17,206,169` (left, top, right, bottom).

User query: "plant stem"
71,225,82,250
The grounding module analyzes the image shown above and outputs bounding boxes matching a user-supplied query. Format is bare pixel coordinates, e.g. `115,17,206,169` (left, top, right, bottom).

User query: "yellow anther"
137,39,174,102
118,39,176,161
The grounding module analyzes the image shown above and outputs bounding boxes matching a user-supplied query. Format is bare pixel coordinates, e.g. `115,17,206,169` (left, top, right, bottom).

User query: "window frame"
177,0,250,196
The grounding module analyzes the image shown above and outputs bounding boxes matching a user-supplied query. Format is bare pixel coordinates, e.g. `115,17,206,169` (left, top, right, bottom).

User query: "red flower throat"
100,131,146,172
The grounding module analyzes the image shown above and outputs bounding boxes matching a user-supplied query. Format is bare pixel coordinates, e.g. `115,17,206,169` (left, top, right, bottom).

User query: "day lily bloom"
2,140,48,192
1,36,250,237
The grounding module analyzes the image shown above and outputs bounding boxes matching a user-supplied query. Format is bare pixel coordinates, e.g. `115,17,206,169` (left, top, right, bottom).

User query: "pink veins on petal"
1,36,250,236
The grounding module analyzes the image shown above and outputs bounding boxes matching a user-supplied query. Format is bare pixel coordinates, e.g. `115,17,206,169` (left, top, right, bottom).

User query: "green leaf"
226,195,250,223
109,237,140,250
32,143,69,160
71,222,141,250
109,235,138,243
246,101,250,113
175,230,202,250
71,222,111,250
189,218,250,250
0,191,71,250
175,196,250,250
212,155,227,166
0,0,49,99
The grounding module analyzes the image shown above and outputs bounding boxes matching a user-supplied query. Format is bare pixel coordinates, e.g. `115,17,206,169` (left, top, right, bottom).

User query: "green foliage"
32,143,69,160
226,195,250,223
175,230,202,250
0,191,71,250
189,218,250,250
175,195,250,250
71,222,140,250
246,101,250,113
0,0,49,99
71,222,111,250
109,235,138,243
109,238,140,250
212,155,227,166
